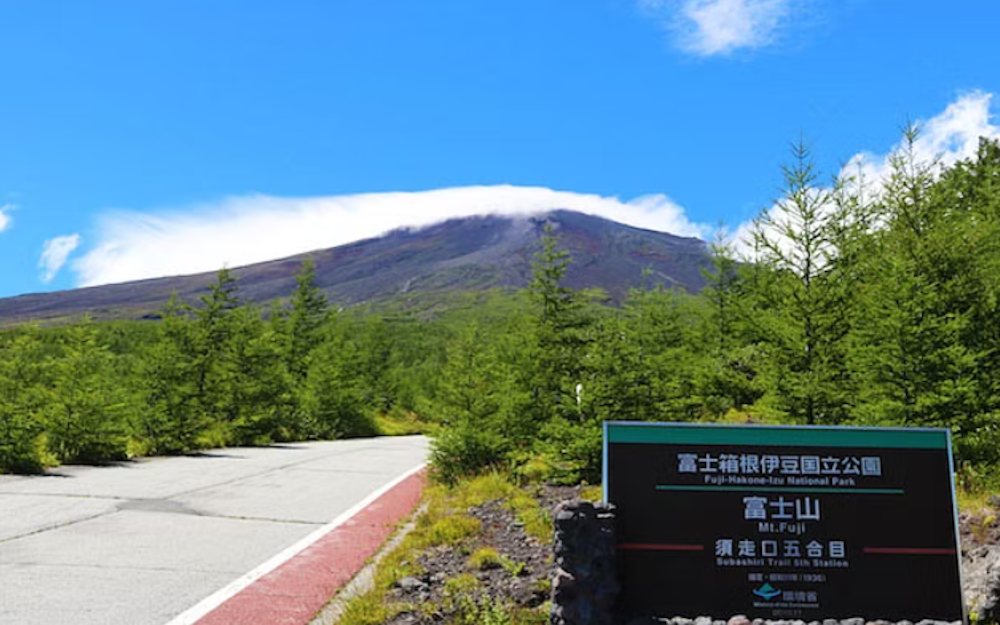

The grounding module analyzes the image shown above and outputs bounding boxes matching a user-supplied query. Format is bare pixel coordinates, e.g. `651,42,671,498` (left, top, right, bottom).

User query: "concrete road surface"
0,435,429,625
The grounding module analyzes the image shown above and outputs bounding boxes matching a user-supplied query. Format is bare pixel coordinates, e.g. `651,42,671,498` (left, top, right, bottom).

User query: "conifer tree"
528,223,590,424
850,128,987,442
749,140,854,424
286,256,329,383
193,267,242,427
304,325,373,439
45,317,131,463
229,303,296,444
697,233,765,413
0,330,49,472
136,293,205,454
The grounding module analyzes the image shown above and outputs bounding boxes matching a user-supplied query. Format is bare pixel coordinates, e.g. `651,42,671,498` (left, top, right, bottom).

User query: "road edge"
166,462,427,625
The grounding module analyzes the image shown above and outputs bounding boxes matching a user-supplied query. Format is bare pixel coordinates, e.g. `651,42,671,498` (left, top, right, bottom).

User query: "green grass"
467,547,503,570
442,472,553,543
467,547,526,577
417,513,482,548
443,573,480,596
580,485,602,502
374,409,437,436
954,461,1000,514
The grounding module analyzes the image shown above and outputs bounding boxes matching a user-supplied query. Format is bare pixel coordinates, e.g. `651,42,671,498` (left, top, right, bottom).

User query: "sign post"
604,421,965,622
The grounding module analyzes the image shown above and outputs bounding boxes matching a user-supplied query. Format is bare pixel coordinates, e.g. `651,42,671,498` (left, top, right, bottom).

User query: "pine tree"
45,317,131,464
697,233,765,414
286,256,329,383
528,223,590,424
304,326,373,439
748,140,855,424
135,293,206,454
193,268,242,428
229,304,297,444
0,330,49,472
849,128,989,447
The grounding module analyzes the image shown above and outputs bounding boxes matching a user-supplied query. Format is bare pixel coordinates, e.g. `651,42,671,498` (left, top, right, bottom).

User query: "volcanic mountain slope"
0,210,713,323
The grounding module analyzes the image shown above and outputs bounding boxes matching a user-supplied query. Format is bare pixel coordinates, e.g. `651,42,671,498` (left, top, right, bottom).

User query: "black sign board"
604,422,965,622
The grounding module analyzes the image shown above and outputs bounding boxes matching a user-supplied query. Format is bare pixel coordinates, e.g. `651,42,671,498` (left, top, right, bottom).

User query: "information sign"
604,422,964,621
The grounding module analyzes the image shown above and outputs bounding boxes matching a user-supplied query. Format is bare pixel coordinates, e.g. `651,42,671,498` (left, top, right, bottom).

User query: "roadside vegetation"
337,472,554,625
4,131,1000,504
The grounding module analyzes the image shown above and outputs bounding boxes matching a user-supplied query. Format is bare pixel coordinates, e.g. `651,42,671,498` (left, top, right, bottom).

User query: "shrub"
429,423,510,485
467,547,503,570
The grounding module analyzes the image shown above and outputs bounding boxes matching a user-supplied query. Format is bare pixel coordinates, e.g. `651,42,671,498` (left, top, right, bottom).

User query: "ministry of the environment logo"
753,583,781,600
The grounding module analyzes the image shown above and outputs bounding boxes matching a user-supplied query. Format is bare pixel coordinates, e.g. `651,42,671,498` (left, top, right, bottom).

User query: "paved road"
0,436,429,625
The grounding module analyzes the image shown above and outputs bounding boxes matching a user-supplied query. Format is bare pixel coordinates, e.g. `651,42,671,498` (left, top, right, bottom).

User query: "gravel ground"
383,484,583,624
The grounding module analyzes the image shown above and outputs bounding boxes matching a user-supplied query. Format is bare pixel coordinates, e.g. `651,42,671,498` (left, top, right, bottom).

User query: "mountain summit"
0,210,712,323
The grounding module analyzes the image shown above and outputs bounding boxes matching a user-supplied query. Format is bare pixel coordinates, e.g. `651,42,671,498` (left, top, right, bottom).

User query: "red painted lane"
195,469,427,625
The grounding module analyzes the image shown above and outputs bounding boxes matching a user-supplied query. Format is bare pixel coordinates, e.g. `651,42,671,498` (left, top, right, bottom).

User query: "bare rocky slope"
0,210,712,324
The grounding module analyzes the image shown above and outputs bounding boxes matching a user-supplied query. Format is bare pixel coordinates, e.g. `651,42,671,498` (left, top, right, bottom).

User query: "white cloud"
71,185,710,288
639,0,792,56
731,91,1000,258
845,90,1000,194
0,203,13,233
39,234,82,283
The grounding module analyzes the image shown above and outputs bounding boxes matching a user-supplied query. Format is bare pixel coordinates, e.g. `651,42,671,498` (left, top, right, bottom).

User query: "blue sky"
2,1,1000,298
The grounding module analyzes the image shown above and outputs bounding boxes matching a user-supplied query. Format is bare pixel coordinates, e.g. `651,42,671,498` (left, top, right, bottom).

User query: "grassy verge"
336,472,551,625
374,409,438,437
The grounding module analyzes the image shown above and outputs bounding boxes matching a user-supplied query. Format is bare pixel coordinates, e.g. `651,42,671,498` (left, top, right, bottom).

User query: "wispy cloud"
0,203,13,234
72,186,709,288
731,90,1000,256
40,234,82,283
639,0,793,56
844,90,1000,192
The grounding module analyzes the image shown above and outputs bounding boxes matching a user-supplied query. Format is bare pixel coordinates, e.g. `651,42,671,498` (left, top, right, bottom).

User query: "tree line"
431,132,1000,486
0,258,413,472
4,132,1000,491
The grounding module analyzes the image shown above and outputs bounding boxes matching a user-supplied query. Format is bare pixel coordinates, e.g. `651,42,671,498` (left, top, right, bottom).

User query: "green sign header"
605,421,950,449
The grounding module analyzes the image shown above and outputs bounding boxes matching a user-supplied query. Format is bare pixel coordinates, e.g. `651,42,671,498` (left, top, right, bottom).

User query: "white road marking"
164,462,426,625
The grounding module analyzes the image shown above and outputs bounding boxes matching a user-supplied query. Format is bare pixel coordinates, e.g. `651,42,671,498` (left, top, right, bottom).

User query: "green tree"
748,140,855,424
304,326,374,439
193,268,242,429
134,294,206,454
44,318,131,464
354,315,397,413
849,129,993,453
229,304,298,444
696,233,765,414
527,224,590,425
0,330,49,472
427,323,514,482
586,288,700,424
286,256,329,383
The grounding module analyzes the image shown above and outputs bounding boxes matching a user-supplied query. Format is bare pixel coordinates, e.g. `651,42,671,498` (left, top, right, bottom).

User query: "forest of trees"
4,133,1000,491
